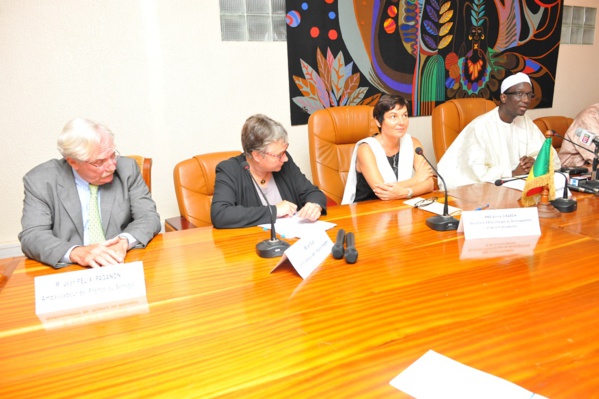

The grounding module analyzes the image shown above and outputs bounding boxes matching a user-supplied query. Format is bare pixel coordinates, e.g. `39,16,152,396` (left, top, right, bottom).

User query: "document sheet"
390,350,548,399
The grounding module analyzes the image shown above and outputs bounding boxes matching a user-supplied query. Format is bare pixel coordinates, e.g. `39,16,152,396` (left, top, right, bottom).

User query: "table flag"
521,138,555,206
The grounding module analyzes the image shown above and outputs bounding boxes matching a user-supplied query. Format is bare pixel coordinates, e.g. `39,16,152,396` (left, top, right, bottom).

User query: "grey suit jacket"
19,157,161,268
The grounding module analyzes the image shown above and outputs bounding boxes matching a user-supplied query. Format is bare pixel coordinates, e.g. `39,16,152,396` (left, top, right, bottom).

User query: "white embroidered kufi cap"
501,72,531,93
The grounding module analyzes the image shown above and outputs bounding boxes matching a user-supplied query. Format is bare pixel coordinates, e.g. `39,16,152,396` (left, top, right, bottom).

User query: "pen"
475,204,490,211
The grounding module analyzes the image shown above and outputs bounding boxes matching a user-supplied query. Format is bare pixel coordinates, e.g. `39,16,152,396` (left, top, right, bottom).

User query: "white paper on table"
404,197,461,216
390,350,548,399
502,179,525,190
258,214,336,239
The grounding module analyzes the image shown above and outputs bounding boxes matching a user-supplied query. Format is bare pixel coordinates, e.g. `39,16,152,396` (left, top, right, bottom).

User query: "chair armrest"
165,217,198,232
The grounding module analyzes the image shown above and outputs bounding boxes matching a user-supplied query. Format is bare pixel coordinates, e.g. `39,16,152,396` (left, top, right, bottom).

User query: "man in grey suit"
19,118,161,268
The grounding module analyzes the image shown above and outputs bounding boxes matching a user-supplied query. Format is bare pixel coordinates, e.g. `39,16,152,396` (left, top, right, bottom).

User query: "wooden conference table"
1,183,599,398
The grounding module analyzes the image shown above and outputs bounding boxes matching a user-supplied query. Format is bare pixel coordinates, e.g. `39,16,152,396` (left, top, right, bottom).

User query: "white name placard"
35,261,147,315
271,229,333,279
459,207,540,240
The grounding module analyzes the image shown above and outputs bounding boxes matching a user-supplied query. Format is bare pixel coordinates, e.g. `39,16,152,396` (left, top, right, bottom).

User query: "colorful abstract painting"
286,0,563,125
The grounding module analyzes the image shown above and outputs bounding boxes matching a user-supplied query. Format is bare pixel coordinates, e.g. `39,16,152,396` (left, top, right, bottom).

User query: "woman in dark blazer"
211,114,326,229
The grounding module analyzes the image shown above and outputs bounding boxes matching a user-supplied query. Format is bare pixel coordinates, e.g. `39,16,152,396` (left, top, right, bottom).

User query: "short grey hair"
241,114,289,156
57,117,114,161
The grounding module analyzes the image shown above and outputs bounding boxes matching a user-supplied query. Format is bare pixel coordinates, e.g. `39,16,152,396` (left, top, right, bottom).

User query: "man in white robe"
437,73,561,189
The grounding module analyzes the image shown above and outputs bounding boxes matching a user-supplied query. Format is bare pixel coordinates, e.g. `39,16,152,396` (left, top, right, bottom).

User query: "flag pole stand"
537,185,560,218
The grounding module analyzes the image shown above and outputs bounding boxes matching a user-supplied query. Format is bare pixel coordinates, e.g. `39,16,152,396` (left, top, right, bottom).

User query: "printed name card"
459,207,540,240
271,229,333,279
35,261,147,315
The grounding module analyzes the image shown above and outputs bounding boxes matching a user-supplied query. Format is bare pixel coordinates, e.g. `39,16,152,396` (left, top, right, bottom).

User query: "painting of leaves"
286,0,562,125
291,47,380,115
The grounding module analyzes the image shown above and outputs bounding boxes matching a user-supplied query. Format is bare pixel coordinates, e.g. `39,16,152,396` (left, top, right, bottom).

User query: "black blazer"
211,153,327,228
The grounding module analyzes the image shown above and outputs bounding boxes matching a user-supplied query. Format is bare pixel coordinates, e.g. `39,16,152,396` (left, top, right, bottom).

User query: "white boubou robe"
437,108,561,189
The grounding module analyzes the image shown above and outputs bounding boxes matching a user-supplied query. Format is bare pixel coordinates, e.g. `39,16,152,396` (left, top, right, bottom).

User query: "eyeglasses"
261,149,287,161
503,91,536,100
414,197,438,209
85,149,120,168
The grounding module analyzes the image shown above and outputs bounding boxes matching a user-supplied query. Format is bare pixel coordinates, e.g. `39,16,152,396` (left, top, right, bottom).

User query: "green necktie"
88,184,106,244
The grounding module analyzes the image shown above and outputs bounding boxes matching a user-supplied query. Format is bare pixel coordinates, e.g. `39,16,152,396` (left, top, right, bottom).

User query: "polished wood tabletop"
1,184,598,398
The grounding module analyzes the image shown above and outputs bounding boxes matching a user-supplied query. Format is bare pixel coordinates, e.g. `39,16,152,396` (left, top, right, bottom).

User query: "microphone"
550,130,599,185
344,232,358,264
550,130,597,157
575,127,599,146
332,229,345,259
414,147,459,231
494,176,527,186
567,184,599,195
550,171,577,213
574,128,599,184
241,161,290,258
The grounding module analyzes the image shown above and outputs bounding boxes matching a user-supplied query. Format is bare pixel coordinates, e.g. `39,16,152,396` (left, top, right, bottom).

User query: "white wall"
1,1,597,257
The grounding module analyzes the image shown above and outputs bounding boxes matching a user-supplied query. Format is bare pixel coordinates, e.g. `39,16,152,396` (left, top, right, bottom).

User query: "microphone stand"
241,161,290,258
584,146,599,189
415,147,459,231
574,127,599,181
550,172,577,213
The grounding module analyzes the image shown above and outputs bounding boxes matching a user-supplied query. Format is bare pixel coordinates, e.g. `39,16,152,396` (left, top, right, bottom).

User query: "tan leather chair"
173,151,241,228
308,105,378,205
126,155,152,192
533,116,573,150
431,98,497,162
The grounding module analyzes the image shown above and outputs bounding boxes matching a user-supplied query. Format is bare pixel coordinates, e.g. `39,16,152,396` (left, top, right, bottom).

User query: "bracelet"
406,187,413,199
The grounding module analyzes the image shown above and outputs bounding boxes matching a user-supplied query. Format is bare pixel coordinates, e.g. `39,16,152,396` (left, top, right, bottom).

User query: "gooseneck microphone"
241,161,290,258
494,176,527,186
575,127,599,146
550,130,597,157
568,185,599,194
551,128,599,191
414,147,458,231
573,128,599,185
550,171,577,213
551,130,599,185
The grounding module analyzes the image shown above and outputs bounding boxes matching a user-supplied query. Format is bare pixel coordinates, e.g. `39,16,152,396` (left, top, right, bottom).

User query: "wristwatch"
406,187,413,199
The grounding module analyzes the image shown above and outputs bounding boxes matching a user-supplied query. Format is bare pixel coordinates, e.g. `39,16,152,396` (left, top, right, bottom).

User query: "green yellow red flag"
521,138,555,206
